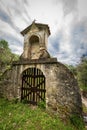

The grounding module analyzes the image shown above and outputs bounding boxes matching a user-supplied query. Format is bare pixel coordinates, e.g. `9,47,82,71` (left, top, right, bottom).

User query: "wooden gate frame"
21,67,46,105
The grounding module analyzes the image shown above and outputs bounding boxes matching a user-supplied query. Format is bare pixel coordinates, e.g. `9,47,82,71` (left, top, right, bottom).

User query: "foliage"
0,98,85,130
38,100,46,109
70,115,85,130
66,64,77,77
76,57,87,90
21,99,29,104
0,39,19,81
67,58,87,91
0,39,9,49
0,39,19,64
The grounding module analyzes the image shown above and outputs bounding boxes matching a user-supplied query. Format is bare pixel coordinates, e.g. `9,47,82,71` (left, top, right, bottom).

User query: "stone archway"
21,67,46,105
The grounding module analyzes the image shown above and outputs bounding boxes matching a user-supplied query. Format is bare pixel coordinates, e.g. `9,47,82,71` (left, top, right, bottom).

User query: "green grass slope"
0,98,85,130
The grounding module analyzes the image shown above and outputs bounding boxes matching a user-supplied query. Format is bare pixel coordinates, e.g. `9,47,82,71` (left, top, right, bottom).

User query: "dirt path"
81,96,87,129
82,97,87,108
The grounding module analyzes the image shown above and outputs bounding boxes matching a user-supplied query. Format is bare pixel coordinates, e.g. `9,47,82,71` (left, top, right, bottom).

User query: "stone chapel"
1,21,82,120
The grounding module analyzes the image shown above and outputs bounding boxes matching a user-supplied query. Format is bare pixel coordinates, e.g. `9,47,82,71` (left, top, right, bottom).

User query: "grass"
80,85,87,91
0,98,85,130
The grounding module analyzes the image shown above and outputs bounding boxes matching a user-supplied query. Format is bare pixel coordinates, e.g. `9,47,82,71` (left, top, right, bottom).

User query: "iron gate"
21,68,46,105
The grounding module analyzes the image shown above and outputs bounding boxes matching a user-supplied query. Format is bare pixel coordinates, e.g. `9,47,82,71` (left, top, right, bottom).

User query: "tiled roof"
20,22,50,36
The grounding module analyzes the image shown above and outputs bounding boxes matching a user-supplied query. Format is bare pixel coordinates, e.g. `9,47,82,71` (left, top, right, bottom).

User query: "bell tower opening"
30,35,39,43
29,35,40,59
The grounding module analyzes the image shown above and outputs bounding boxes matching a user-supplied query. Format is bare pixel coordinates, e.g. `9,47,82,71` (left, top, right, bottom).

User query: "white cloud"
0,0,87,65
29,0,63,34
9,44,23,55
78,0,87,18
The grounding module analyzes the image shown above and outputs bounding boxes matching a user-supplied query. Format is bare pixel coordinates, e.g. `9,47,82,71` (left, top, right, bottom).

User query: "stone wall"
0,58,82,120
0,67,19,99
44,63,82,120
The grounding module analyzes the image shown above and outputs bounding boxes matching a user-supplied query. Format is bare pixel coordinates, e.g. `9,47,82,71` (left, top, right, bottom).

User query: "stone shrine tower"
1,21,82,121
20,21,50,60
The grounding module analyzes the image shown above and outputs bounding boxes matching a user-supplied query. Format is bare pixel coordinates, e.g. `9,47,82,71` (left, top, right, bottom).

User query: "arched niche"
29,35,40,59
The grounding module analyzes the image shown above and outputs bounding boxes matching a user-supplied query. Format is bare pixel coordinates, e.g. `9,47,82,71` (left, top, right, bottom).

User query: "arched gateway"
21,68,46,105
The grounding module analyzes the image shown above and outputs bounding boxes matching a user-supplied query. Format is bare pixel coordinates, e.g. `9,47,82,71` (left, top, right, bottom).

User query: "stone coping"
12,58,57,66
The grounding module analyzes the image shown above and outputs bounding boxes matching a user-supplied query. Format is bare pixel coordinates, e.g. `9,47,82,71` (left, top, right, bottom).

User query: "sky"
0,0,87,65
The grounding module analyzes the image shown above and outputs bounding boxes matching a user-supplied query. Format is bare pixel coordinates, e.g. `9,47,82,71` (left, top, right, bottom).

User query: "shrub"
38,100,46,109
70,114,85,130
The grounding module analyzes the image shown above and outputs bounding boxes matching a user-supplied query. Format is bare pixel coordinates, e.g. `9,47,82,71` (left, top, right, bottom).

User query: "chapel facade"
0,21,82,120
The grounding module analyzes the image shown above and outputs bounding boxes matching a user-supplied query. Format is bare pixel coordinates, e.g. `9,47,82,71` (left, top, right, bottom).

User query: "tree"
0,40,11,64
67,65,77,76
0,39,19,81
0,40,9,49
76,56,87,90
0,39,19,64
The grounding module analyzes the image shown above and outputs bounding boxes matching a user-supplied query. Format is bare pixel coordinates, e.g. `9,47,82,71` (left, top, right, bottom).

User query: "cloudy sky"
0,0,87,65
